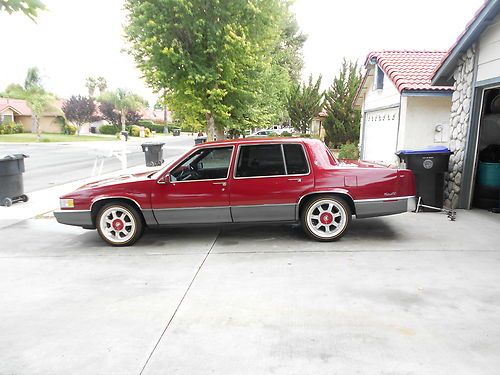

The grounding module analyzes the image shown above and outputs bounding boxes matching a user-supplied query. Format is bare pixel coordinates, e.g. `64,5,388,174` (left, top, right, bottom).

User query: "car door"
151,146,234,224
230,142,314,222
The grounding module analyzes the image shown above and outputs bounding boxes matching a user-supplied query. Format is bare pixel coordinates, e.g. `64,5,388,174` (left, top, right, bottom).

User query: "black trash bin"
194,136,207,145
0,154,29,207
121,131,129,141
172,129,181,136
396,146,451,210
141,142,165,167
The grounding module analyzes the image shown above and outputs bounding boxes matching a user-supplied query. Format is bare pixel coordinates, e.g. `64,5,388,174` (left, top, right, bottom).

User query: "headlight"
60,198,75,209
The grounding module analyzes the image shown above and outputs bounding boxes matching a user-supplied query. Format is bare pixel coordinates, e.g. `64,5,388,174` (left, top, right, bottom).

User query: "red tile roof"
0,97,63,116
0,97,32,115
366,50,453,92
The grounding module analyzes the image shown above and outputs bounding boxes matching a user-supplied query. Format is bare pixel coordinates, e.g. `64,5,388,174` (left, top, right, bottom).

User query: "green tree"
323,59,362,147
85,77,97,97
286,74,323,134
99,89,146,132
96,77,107,94
0,0,45,21
2,67,56,139
125,0,298,141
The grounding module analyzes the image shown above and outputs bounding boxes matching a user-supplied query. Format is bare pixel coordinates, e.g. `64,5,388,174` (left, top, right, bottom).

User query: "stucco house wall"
17,115,61,133
399,96,452,150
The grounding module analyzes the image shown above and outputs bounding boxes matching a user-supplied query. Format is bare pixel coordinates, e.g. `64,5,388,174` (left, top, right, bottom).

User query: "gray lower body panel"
231,204,296,222
54,210,93,228
355,197,416,219
153,207,232,224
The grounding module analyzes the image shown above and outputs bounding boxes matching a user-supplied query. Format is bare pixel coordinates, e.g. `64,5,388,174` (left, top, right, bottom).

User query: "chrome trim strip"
353,195,415,203
167,145,235,184
297,190,355,206
153,203,296,211
56,209,91,213
233,142,311,180
90,196,144,210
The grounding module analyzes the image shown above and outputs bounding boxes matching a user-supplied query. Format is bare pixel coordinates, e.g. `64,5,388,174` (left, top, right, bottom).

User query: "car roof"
196,137,322,148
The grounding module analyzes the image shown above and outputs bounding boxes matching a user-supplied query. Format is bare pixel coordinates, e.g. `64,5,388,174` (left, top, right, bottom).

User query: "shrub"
63,123,77,135
138,120,165,134
0,121,24,134
338,143,359,160
128,125,152,137
99,124,120,135
280,131,292,137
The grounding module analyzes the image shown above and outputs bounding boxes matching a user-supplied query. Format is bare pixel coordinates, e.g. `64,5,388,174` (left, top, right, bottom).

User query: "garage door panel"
363,108,399,164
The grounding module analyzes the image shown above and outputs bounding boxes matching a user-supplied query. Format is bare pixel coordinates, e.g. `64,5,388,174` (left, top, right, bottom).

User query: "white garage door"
362,108,399,164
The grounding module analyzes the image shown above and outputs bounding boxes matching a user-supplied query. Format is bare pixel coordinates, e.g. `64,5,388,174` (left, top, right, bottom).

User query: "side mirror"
157,174,170,185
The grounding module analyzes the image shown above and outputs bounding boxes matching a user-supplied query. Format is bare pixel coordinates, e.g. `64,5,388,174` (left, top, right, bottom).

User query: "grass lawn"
0,133,116,143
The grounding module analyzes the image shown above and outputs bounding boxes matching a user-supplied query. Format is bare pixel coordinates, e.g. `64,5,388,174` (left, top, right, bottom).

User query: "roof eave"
432,0,500,86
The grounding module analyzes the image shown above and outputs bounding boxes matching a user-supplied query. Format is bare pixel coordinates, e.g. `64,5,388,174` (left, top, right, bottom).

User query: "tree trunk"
35,116,41,141
31,115,36,133
215,126,224,141
206,112,215,141
121,111,126,132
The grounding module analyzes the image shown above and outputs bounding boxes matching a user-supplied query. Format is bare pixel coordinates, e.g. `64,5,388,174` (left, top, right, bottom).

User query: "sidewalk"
0,161,172,230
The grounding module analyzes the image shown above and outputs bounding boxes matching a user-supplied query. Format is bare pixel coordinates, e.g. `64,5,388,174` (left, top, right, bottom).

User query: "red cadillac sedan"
55,138,416,246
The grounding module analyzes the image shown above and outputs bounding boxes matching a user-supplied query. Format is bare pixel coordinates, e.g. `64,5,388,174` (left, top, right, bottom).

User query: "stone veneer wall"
444,46,476,209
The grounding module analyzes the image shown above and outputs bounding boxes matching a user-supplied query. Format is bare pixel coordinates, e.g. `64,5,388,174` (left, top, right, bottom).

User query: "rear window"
283,144,309,174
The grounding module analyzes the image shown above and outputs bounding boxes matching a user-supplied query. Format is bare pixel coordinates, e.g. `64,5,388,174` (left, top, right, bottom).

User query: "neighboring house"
354,51,453,164
432,0,500,209
0,97,63,133
310,110,327,139
140,108,173,124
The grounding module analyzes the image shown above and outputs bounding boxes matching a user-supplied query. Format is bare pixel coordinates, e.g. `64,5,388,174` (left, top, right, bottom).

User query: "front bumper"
54,210,94,228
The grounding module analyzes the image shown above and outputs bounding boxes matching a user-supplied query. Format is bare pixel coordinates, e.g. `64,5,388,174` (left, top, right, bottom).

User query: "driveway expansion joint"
139,229,221,374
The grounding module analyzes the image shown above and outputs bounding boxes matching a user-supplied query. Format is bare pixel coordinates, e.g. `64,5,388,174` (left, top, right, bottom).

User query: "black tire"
20,194,29,202
96,202,144,246
300,195,351,242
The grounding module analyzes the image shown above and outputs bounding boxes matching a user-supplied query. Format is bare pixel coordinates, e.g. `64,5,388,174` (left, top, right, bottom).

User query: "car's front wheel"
96,202,144,246
301,195,351,242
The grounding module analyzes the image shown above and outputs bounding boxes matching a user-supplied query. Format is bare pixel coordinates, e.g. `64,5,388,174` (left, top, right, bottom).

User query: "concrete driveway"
1,210,500,374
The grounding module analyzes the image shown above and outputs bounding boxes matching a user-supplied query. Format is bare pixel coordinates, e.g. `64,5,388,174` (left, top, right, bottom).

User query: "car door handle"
288,178,302,182
213,182,227,187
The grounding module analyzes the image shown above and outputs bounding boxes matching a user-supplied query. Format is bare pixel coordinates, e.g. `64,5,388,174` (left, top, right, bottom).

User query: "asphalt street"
0,210,499,374
0,135,194,193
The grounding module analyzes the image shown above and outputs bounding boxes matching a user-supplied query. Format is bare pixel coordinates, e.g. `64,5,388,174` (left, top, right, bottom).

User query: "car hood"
77,170,154,190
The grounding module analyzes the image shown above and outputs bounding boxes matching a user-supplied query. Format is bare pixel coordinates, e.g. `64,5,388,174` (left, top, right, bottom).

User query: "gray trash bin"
141,142,165,167
172,129,181,136
194,136,207,145
0,154,29,207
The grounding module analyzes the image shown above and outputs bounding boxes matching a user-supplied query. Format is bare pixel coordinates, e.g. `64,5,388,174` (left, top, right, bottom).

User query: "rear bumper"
354,196,417,219
54,210,94,228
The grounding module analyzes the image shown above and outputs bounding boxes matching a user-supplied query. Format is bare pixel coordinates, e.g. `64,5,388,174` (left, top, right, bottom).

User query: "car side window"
283,144,309,175
236,144,285,177
170,147,233,181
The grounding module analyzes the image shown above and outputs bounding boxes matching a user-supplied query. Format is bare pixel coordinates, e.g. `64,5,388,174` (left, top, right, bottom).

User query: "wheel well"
299,193,356,218
91,198,145,226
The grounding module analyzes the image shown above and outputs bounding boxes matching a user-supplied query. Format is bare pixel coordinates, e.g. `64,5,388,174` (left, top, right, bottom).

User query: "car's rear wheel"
301,195,351,242
96,202,144,246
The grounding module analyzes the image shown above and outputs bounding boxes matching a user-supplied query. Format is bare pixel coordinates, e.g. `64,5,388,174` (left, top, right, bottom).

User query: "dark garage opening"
473,87,500,211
